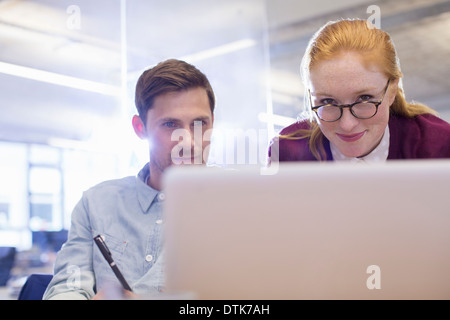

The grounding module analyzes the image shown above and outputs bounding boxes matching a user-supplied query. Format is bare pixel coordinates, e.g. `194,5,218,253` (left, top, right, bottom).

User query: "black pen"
93,234,133,292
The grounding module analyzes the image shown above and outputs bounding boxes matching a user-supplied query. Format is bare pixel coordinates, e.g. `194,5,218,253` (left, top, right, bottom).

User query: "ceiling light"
0,61,121,96
181,38,257,63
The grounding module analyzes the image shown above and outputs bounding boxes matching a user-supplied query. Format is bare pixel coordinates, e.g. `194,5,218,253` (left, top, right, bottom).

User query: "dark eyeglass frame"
309,79,391,122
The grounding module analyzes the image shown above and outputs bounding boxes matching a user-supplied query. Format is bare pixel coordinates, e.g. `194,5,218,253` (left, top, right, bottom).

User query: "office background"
0,0,449,297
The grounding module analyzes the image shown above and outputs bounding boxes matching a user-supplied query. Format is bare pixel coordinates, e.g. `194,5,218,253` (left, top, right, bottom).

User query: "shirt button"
145,255,153,262
158,193,165,201
156,219,163,224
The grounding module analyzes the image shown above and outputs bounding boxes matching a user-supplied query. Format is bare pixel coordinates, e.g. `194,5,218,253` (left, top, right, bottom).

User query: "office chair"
17,274,53,300
0,247,16,286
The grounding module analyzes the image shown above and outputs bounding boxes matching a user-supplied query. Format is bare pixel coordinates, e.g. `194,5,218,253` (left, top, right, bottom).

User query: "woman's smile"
336,130,367,142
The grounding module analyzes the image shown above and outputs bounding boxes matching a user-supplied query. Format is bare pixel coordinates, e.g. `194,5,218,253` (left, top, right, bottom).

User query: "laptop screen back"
162,160,450,299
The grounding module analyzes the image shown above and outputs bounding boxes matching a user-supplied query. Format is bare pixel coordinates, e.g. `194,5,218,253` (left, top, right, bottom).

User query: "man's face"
135,87,214,189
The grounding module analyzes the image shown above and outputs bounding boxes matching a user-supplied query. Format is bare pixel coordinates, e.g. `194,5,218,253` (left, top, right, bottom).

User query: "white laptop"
161,160,450,299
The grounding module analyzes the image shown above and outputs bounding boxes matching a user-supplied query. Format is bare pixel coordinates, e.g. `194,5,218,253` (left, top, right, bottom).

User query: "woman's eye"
359,95,373,101
320,98,335,105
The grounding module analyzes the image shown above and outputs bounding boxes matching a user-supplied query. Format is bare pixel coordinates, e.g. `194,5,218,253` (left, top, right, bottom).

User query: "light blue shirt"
43,163,165,300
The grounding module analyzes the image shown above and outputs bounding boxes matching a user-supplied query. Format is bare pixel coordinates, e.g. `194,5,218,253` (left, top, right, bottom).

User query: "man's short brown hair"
135,59,215,122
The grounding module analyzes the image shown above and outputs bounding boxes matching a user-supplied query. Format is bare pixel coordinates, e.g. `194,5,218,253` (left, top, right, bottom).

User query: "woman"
268,19,450,162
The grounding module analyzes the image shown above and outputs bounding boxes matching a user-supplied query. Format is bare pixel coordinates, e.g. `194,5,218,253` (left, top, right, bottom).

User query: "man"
43,59,215,299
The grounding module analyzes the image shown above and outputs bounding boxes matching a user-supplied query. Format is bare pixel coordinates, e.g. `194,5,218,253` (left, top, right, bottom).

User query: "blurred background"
0,0,449,298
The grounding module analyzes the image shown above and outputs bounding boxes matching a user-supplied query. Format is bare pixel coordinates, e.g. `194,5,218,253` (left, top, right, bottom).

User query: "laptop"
161,160,450,299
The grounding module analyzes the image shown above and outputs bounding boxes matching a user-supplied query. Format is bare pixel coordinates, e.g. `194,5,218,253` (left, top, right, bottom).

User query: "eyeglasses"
309,80,391,122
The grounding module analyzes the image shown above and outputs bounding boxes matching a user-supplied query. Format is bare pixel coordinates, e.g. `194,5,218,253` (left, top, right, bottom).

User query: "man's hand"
91,288,138,300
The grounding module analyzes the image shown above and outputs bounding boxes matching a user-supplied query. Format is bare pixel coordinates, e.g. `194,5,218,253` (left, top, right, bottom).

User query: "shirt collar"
136,163,161,213
331,124,390,163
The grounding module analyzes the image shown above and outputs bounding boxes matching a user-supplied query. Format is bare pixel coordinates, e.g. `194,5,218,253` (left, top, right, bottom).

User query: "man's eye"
193,120,206,127
163,122,177,128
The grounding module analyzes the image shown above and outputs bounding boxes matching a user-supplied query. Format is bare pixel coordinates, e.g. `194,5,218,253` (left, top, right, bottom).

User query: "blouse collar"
331,125,390,163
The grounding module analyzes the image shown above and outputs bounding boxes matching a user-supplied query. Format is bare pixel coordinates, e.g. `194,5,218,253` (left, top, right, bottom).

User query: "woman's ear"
132,115,147,139
388,78,400,107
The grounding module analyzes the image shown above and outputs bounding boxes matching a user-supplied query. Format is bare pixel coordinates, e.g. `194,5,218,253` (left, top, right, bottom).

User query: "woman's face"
309,51,397,158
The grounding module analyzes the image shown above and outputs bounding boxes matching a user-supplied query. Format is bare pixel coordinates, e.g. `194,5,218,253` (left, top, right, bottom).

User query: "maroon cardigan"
269,113,450,161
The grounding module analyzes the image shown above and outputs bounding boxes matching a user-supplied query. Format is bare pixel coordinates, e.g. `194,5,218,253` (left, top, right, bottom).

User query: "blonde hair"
282,19,436,160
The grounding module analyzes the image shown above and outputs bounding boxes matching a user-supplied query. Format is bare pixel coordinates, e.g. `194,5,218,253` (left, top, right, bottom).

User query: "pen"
93,234,133,292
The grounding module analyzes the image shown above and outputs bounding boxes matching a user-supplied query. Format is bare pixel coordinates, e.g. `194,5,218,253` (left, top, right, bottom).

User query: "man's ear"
132,115,147,139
